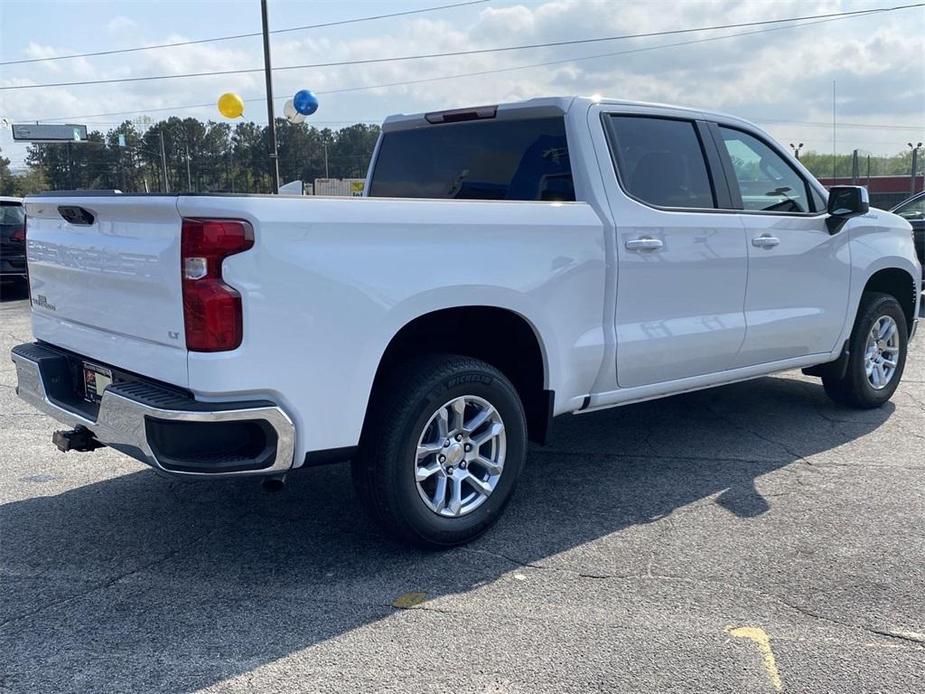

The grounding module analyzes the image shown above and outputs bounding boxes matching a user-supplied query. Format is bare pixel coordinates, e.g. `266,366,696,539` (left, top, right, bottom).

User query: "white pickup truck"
12,96,921,547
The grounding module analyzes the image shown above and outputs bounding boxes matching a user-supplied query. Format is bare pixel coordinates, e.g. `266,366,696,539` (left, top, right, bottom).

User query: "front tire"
352,354,527,548
822,292,908,408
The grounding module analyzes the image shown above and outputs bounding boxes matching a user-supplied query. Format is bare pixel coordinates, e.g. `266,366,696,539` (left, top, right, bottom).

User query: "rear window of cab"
368,117,575,202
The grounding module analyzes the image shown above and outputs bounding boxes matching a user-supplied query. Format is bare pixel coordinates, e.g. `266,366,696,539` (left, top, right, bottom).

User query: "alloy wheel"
414,395,506,517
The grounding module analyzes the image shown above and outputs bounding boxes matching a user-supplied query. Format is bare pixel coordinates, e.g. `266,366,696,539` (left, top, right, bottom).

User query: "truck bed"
23,192,606,461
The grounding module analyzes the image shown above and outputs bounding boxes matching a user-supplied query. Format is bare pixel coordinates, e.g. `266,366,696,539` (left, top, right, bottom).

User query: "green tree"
9,168,49,196
799,149,917,180
105,121,144,191
329,123,380,178
0,145,49,196
0,146,13,194
11,117,382,194
199,121,233,192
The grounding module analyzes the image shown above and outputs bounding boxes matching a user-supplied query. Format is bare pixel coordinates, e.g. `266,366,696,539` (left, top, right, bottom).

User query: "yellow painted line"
392,591,428,609
727,625,783,692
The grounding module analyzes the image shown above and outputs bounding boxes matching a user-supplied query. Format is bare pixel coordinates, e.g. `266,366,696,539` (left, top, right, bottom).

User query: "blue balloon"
293,90,319,116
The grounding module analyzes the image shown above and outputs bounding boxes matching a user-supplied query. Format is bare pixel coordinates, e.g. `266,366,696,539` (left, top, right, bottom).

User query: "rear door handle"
625,237,664,251
752,234,781,249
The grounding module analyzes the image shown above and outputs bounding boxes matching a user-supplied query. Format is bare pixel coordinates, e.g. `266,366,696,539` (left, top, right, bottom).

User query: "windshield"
893,194,925,221
0,202,25,226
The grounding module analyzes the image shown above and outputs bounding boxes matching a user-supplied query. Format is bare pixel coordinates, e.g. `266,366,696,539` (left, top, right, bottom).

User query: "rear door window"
604,115,716,209
368,117,574,201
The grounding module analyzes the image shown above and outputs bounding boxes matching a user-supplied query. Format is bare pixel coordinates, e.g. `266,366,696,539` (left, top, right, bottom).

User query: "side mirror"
826,185,869,234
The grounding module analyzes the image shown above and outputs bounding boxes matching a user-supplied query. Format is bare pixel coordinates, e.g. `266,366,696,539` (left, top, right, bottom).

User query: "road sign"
11,123,88,143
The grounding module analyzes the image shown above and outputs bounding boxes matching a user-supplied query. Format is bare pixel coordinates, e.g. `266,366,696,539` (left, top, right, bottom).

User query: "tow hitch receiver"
52,426,105,453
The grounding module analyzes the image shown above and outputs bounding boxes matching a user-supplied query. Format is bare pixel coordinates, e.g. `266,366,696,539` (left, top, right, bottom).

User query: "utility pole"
261,0,280,194
832,80,837,181
789,142,803,160
324,140,329,178
185,142,192,191
909,142,922,196
159,129,169,193
66,141,73,189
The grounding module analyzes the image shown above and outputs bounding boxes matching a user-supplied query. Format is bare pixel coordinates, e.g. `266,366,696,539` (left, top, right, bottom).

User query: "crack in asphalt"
0,510,252,632
532,447,924,471
7,540,920,653
703,402,817,470
645,512,676,578
865,628,925,645
459,546,548,571
794,381,866,425
457,546,924,648
532,447,788,467
902,389,925,413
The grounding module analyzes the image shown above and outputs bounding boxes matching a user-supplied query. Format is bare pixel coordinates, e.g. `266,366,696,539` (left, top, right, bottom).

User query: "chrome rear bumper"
11,342,295,478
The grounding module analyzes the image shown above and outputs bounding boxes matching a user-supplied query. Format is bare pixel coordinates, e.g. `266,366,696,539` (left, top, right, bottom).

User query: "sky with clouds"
0,0,922,169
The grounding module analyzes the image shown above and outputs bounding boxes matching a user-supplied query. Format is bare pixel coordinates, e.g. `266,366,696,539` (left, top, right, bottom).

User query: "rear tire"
352,354,527,548
822,292,908,409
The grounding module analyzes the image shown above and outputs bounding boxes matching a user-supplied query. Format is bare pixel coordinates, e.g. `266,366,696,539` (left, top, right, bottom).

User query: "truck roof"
381,95,760,133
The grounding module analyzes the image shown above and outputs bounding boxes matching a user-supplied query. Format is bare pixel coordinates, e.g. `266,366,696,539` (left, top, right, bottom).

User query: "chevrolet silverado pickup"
12,96,921,547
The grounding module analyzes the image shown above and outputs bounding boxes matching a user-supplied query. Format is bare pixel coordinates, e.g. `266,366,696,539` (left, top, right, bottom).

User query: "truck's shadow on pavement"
0,375,894,691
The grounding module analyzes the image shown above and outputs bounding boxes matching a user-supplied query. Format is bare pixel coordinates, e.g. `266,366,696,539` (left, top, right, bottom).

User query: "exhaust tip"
261,475,286,493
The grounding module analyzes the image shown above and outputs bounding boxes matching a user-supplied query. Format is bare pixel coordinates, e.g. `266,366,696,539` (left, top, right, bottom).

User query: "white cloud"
1,0,922,165
23,42,62,60
106,16,138,33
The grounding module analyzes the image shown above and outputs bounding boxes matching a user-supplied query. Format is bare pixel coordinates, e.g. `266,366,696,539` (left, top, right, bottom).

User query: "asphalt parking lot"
1,286,923,693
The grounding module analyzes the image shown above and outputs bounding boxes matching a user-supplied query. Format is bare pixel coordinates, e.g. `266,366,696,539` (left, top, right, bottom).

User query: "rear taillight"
181,218,254,352
10,225,25,243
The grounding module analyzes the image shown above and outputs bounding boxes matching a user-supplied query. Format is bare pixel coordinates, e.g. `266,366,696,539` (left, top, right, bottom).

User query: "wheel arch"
364,306,554,445
863,267,918,336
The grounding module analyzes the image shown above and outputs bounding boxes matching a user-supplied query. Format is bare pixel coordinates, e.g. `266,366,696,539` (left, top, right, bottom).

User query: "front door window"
719,127,812,213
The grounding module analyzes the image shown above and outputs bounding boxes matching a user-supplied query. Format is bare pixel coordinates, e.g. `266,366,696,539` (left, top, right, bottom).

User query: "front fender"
840,210,921,345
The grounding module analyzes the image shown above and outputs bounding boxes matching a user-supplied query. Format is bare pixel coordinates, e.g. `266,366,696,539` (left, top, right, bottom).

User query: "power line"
745,117,925,132
0,0,489,67
3,3,922,91
29,9,923,132
76,119,380,127
39,98,378,122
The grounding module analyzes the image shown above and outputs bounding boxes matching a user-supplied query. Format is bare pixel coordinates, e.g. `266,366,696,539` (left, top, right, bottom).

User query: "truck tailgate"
24,195,188,386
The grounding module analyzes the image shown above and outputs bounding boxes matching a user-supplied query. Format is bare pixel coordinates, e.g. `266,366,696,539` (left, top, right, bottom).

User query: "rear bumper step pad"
11,342,295,478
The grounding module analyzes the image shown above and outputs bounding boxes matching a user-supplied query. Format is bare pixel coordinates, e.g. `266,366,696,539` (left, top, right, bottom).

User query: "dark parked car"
891,191,925,279
0,197,27,289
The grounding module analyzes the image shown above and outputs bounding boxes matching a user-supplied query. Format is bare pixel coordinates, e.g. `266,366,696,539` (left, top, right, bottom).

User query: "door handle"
752,234,780,249
625,237,664,251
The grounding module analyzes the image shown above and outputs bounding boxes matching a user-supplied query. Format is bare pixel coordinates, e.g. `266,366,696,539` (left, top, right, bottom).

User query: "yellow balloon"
218,92,244,119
